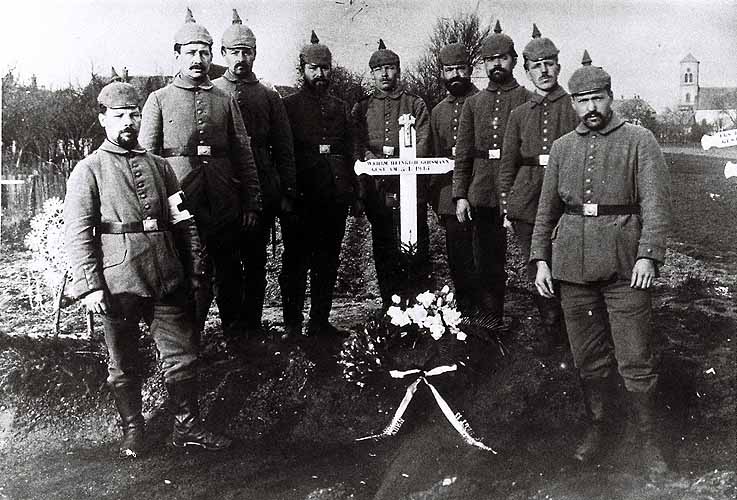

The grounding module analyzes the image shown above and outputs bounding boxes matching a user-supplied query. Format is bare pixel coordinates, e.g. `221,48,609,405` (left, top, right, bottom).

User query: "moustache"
584,111,604,121
189,64,204,71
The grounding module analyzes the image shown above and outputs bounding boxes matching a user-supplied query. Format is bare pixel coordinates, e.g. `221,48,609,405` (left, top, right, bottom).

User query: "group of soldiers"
63,8,671,475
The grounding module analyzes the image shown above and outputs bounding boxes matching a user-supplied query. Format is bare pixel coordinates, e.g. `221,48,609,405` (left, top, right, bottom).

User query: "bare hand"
456,198,473,223
630,258,656,289
503,215,515,235
534,261,556,299
82,290,108,315
242,210,260,230
364,150,378,161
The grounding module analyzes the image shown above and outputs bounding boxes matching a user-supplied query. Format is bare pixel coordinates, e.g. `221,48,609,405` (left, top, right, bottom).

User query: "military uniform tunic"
351,89,432,305
530,113,671,391
280,87,357,327
64,139,202,385
213,70,297,331
429,84,480,312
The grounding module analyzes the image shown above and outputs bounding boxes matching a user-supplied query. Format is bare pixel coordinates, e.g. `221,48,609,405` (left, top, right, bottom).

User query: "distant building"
678,53,737,130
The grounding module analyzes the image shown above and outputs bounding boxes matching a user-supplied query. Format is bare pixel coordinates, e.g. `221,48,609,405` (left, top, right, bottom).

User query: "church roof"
696,87,737,110
680,53,699,64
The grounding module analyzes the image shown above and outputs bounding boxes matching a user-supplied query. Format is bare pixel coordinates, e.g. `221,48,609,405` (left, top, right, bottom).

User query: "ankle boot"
573,377,613,463
110,381,145,459
630,390,669,474
166,379,232,451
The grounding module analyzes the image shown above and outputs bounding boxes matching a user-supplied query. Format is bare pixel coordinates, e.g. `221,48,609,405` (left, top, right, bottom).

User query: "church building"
678,53,736,130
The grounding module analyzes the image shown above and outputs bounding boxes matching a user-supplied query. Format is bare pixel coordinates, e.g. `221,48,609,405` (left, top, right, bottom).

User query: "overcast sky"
1,0,735,112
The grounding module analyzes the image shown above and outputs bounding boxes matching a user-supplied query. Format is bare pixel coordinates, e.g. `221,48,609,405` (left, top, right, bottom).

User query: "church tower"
679,53,699,110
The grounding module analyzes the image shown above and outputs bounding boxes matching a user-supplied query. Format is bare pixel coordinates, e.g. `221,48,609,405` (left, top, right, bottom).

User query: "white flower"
436,297,444,307
391,294,401,304
416,291,435,308
456,330,467,341
387,306,411,327
446,292,454,303
441,285,450,294
407,304,428,325
441,306,462,328
427,315,446,340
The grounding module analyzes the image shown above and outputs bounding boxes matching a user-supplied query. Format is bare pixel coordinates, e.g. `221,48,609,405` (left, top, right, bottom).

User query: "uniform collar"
299,85,330,101
223,69,259,84
173,73,214,90
485,78,520,92
575,111,625,136
98,139,146,155
373,87,403,100
446,83,479,103
530,85,567,107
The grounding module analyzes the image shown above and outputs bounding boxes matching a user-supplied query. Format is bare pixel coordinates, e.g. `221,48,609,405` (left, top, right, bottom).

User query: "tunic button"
543,128,548,133
199,130,204,134
144,204,151,209
543,120,548,124
140,193,147,199
585,190,591,194
198,110,202,114
453,135,457,139
542,146,548,151
591,144,595,148
494,107,499,111
134,172,141,177
453,126,457,130
589,155,594,159
492,143,498,148
137,182,144,188
543,138,548,142
493,134,498,138
585,178,591,183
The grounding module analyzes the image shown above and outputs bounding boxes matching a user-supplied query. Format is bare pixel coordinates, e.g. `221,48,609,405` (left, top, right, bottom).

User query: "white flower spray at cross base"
359,286,493,452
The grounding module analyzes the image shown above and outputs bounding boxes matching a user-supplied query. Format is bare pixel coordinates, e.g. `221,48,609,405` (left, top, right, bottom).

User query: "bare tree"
404,10,493,108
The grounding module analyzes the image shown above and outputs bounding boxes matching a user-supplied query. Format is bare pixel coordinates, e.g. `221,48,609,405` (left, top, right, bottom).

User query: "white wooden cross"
354,113,454,248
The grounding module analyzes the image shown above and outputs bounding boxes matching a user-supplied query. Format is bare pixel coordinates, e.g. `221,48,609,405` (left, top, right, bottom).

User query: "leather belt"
302,144,346,155
521,155,550,167
161,146,228,158
473,148,501,160
564,204,640,217
99,219,169,234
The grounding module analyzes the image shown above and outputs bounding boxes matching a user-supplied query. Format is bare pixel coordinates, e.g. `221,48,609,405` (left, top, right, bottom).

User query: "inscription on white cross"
354,114,454,248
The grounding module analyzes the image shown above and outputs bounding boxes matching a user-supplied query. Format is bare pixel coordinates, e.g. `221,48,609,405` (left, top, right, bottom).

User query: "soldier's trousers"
101,289,198,386
559,279,658,393
441,215,477,313
471,206,507,316
364,189,430,305
515,220,564,320
240,210,277,329
279,201,349,326
197,222,243,335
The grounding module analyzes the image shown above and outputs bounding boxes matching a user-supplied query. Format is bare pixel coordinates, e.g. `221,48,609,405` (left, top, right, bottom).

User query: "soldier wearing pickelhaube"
64,82,231,457
213,9,296,338
531,51,671,473
428,41,480,314
280,31,359,338
352,39,432,308
139,8,262,341
453,21,533,321
498,24,578,354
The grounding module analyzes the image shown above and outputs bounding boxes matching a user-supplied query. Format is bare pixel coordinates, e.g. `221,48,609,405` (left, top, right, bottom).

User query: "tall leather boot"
166,379,232,451
110,381,145,459
573,377,613,463
532,295,568,356
630,391,669,474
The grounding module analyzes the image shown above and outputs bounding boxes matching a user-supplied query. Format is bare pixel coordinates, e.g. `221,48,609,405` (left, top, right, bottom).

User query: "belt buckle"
143,219,159,231
197,145,212,156
383,146,395,157
488,149,500,160
451,146,456,157
319,144,331,154
582,203,598,217
539,154,549,166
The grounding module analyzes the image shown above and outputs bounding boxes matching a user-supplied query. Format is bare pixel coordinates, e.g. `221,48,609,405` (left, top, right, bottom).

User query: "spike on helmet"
568,50,611,95
522,23,559,62
300,30,332,66
481,20,517,59
174,7,213,46
222,8,256,48
369,38,400,69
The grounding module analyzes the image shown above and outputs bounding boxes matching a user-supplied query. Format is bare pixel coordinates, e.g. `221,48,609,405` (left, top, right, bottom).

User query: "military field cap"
369,39,400,69
97,82,140,109
222,9,256,48
568,50,611,95
439,41,470,66
522,24,559,62
481,20,517,59
300,31,332,66
174,7,213,46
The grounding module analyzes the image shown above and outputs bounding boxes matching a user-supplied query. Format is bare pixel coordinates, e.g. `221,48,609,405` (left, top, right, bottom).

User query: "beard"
444,76,471,97
488,67,512,84
116,129,139,149
305,77,329,93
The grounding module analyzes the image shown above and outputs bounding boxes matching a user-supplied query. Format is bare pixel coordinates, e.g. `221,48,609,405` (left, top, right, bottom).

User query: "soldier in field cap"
64,82,231,457
280,31,360,338
498,24,578,354
139,8,262,346
453,21,533,321
213,9,296,339
530,51,671,473
352,38,432,308
429,40,480,314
